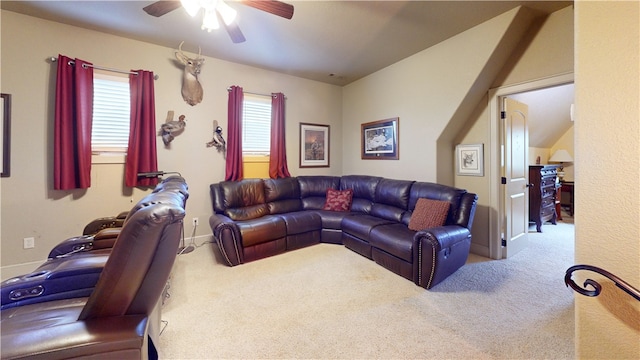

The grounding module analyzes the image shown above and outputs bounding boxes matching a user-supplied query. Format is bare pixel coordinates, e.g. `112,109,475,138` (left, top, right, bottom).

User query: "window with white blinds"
92,74,130,154
242,94,271,155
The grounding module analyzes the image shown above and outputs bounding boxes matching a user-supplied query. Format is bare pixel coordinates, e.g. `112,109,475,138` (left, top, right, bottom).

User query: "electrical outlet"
192,217,199,226
23,237,35,249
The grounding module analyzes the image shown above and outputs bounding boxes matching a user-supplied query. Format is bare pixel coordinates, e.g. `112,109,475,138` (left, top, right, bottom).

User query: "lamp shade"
549,149,573,163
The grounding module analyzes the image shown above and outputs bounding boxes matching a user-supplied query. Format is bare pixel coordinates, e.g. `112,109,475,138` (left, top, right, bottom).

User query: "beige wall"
0,10,343,270
341,5,573,256
575,1,640,358
550,126,575,181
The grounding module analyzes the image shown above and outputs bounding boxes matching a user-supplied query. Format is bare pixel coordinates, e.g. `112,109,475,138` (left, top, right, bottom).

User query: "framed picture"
456,143,484,176
1,93,10,178
361,117,399,160
300,122,330,167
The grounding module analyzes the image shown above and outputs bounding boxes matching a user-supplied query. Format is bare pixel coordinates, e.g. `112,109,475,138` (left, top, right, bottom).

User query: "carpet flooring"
157,218,575,359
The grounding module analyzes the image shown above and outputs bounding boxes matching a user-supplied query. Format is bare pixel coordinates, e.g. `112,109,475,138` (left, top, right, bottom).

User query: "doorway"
488,73,574,259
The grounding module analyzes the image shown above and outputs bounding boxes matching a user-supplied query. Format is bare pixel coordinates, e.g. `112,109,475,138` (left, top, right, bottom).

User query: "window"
242,94,271,155
92,74,130,162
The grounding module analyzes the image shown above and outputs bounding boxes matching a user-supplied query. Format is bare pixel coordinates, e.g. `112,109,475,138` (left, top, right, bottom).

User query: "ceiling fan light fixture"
180,0,201,17
216,0,237,25
201,8,220,31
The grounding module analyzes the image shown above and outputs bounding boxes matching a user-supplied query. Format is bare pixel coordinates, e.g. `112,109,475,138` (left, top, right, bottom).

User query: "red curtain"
269,93,290,178
225,85,244,181
125,70,158,187
54,55,94,190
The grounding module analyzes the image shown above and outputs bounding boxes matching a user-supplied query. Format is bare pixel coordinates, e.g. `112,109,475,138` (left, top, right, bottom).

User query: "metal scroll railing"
564,264,640,302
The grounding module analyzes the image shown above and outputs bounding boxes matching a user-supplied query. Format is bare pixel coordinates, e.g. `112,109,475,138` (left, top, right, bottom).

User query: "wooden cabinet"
529,165,558,232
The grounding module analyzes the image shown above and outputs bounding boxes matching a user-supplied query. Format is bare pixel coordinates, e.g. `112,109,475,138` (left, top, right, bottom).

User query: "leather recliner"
0,191,186,359
47,176,189,259
1,176,189,310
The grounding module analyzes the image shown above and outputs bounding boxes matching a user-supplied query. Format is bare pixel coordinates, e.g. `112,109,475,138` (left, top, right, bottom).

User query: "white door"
502,97,529,258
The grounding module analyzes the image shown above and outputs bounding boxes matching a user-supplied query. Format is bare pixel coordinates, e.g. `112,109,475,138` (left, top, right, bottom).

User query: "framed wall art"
300,122,329,168
361,117,399,160
456,143,484,176
1,93,10,178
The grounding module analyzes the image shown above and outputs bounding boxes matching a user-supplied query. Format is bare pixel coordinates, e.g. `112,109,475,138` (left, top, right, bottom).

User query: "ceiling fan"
143,0,294,43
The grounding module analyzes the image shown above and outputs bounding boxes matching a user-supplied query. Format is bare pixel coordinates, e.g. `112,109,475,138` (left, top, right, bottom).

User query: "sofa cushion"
225,204,269,221
374,178,414,209
323,189,354,212
278,211,322,235
369,223,416,262
236,216,287,247
298,176,340,197
220,179,268,221
341,214,395,240
408,198,450,231
264,177,302,215
340,175,380,213
264,178,301,202
313,210,353,230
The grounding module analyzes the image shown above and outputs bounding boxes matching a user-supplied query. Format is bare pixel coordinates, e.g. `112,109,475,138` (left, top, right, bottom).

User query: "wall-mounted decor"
206,119,226,156
456,143,484,176
175,41,204,106
1,93,11,177
300,122,329,168
160,110,187,146
361,117,399,160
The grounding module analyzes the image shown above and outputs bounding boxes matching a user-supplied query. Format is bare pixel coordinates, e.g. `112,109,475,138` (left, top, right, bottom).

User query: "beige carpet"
157,219,575,359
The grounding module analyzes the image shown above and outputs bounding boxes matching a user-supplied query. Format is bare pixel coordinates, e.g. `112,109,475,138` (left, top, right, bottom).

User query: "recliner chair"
1,176,189,310
0,189,186,359
47,176,189,259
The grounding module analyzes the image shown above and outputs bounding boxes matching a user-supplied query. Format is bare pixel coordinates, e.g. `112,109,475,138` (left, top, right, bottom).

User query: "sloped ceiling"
510,83,574,148
1,1,574,148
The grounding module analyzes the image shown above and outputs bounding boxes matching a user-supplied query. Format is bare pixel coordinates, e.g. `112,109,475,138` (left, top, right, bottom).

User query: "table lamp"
549,149,573,180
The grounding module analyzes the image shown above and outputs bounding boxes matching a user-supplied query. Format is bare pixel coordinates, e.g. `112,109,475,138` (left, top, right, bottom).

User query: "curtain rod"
226,87,286,99
49,57,159,80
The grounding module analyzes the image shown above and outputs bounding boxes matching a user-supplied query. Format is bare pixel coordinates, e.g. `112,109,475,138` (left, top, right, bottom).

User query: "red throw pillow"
408,198,450,231
323,188,354,212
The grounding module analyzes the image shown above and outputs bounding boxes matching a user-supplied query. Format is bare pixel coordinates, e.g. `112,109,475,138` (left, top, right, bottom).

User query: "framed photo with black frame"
361,117,399,160
300,122,330,168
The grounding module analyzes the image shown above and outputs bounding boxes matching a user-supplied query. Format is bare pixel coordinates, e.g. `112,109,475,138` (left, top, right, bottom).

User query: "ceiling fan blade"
238,0,294,20
143,0,181,17
223,20,246,43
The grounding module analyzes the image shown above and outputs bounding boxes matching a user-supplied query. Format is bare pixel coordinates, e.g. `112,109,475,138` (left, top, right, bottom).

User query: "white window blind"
92,75,130,154
242,94,271,155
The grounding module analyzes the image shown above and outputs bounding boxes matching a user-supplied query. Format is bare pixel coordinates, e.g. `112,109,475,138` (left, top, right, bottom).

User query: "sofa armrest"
0,314,149,360
413,225,471,289
47,235,95,259
209,214,243,266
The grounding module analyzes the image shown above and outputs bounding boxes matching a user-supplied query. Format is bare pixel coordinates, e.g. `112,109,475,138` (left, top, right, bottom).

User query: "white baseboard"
470,243,490,258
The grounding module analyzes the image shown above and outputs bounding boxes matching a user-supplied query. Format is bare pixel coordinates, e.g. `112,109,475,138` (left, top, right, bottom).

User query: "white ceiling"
1,0,574,146
511,83,574,148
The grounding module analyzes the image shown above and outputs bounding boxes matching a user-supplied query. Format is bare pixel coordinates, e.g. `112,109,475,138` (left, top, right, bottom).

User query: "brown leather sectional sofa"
209,175,477,289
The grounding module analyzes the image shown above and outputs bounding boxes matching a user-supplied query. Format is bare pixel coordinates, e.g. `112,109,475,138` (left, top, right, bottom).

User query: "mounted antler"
175,41,204,106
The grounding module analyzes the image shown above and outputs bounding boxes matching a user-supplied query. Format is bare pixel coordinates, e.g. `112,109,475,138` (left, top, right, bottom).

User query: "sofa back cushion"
219,179,269,221
370,178,414,222
264,177,302,214
340,175,381,213
298,176,341,210
407,182,466,227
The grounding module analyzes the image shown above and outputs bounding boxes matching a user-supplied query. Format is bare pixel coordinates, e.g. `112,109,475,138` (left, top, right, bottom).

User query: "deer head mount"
175,41,204,106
